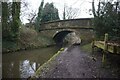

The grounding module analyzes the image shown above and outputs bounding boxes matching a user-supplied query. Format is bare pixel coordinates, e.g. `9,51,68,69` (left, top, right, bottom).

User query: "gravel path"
37,45,120,78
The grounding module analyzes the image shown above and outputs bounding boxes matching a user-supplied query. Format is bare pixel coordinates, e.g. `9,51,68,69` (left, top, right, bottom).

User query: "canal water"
2,46,60,78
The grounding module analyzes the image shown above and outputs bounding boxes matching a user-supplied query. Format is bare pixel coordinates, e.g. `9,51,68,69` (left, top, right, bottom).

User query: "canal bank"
31,47,65,78
32,45,120,78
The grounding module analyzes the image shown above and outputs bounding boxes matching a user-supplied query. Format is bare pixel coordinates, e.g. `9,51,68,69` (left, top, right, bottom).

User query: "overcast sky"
21,0,95,24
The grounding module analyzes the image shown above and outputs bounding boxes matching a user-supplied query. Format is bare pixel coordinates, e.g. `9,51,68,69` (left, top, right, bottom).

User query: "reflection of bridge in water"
39,18,94,45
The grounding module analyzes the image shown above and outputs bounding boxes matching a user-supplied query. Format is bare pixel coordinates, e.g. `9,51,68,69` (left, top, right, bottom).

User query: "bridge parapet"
40,18,93,30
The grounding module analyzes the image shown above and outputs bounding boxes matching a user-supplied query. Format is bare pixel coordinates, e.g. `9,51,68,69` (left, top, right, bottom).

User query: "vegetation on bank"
3,26,55,53
2,1,60,53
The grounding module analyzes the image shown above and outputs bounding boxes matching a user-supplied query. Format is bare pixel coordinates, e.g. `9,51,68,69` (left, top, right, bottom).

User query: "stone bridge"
39,18,94,45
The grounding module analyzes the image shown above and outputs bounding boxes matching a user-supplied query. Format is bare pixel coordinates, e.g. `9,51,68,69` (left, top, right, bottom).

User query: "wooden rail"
93,41,120,54
92,33,120,64
92,33,120,54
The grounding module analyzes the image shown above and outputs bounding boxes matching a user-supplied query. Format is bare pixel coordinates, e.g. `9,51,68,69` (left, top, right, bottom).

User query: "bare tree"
21,0,37,24
63,5,79,19
27,10,37,23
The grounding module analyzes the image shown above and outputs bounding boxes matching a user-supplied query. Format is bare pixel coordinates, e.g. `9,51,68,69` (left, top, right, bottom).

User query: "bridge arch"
53,30,76,45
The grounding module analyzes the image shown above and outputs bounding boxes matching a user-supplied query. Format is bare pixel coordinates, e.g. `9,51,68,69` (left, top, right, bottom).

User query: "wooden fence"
92,33,120,64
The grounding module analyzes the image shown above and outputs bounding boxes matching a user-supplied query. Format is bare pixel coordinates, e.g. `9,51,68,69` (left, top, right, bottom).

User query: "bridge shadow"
53,30,73,46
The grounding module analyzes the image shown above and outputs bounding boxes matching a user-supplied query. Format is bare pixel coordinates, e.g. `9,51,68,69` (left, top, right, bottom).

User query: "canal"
2,46,60,78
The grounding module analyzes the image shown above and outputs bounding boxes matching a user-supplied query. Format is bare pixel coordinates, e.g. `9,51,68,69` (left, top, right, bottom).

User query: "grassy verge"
80,43,92,53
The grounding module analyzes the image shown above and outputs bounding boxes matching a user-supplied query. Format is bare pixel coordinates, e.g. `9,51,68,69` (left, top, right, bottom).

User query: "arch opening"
53,30,73,46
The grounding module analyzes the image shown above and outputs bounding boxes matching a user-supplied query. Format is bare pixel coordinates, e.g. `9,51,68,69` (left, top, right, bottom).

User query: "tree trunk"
2,2,9,39
11,1,21,40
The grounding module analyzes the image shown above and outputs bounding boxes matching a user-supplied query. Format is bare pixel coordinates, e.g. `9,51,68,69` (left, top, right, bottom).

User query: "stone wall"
40,18,93,29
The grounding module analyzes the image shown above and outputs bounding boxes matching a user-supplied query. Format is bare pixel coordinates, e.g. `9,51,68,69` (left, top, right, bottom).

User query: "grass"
80,43,92,53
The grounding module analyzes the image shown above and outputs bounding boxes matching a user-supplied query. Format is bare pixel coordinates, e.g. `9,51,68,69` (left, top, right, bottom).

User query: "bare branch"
64,6,79,19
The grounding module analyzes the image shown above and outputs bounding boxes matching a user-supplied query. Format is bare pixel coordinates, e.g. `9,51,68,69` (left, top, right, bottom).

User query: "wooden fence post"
102,33,108,65
104,33,108,51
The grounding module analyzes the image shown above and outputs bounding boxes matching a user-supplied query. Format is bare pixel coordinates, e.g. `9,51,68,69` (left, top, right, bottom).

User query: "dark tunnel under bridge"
53,30,74,46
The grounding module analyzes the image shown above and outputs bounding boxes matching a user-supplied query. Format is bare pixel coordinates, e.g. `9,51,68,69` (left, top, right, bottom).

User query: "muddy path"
37,45,120,78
